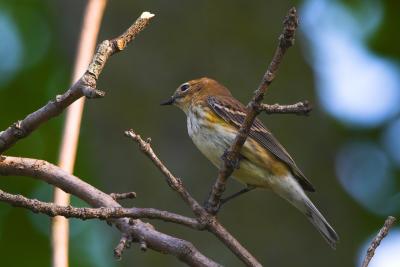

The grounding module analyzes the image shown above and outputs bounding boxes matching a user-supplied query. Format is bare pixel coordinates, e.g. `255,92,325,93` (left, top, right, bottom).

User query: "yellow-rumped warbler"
161,77,339,248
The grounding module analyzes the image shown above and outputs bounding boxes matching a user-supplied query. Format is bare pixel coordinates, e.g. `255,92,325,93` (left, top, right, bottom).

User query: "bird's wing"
207,95,315,192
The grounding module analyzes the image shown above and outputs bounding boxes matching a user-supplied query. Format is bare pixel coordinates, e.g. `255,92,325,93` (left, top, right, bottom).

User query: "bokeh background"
0,0,399,266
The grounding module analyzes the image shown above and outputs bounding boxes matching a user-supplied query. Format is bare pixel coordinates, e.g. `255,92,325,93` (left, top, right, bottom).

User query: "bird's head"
161,77,232,113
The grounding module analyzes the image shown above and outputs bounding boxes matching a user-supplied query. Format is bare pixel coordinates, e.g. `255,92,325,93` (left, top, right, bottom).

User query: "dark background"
0,0,399,266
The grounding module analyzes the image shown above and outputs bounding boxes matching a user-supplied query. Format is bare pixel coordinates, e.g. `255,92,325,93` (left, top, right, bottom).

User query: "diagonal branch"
0,11,155,154
125,129,262,267
0,156,220,267
205,7,299,214
361,216,396,267
125,130,204,216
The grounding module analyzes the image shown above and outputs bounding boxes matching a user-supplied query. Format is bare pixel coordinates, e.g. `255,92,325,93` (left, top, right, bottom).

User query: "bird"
161,77,339,248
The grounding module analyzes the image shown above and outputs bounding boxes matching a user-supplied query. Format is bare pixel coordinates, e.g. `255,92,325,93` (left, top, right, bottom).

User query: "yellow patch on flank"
270,160,290,177
244,138,290,177
203,109,231,128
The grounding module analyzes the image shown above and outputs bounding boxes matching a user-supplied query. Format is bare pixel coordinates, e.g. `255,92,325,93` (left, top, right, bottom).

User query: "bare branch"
139,239,148,251
0,7,311,266
361,216,396,267
114,233,132,260
0,11,155,154
0,189,201,229
124,130,205,216
125,129,262,267
0,156,220,266
206,7,299,214
260,101,312,115
110,192,137,200
81,86,106,98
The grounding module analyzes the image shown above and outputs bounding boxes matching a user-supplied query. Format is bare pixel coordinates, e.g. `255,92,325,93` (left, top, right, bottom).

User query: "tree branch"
124,130,205,216
259,101,311,115
0,156,220,267
205,7,299,214
0,189,201,230
114,233,132,259
110,191,137,200
0,11,155,154
361,216,396,267
125,129,262,267
0,7,311,266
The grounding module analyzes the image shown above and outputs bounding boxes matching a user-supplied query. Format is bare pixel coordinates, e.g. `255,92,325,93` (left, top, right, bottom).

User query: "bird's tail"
272,175,339,249
303,197,339,249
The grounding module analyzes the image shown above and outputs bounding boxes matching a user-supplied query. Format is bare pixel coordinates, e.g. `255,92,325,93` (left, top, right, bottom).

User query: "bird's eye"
180,83,190,92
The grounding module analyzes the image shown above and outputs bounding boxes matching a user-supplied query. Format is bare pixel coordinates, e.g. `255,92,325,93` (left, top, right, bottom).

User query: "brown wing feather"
207,95,315,192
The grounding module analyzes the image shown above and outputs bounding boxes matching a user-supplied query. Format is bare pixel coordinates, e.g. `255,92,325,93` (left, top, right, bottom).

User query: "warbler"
161,77,339,248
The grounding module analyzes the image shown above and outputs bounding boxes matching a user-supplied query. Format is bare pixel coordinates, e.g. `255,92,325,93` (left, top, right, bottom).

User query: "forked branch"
0,156,220,266
0,11,223,266
0,12,155,154
206,7,300,214
125,129,262,267
0,7,313,267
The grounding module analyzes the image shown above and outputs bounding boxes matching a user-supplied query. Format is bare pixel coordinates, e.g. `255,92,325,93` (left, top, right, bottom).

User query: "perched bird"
161,77,339,248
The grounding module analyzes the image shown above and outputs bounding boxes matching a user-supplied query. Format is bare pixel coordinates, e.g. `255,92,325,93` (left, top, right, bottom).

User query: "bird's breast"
187,106,235,167
186,105,290,188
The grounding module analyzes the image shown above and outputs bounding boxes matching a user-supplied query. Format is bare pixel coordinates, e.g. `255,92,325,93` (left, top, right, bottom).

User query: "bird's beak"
160,96,175,106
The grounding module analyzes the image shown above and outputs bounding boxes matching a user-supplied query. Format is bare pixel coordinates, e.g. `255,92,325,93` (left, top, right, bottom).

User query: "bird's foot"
220,185,256,206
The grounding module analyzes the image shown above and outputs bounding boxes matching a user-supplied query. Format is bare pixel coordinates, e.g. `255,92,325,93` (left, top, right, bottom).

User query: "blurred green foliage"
366,0,400,60
0,0,398,266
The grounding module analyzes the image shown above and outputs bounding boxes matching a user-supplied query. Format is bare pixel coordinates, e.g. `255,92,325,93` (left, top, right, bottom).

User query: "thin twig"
361,216,396,267
0,159,220,265
139,239,148,251
205,7,299,214
114,233,132,260
125,129,262,267
110,192,137,200
260,101,312,115
0,189,201,229
124,130,204,216
0,11,155,154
